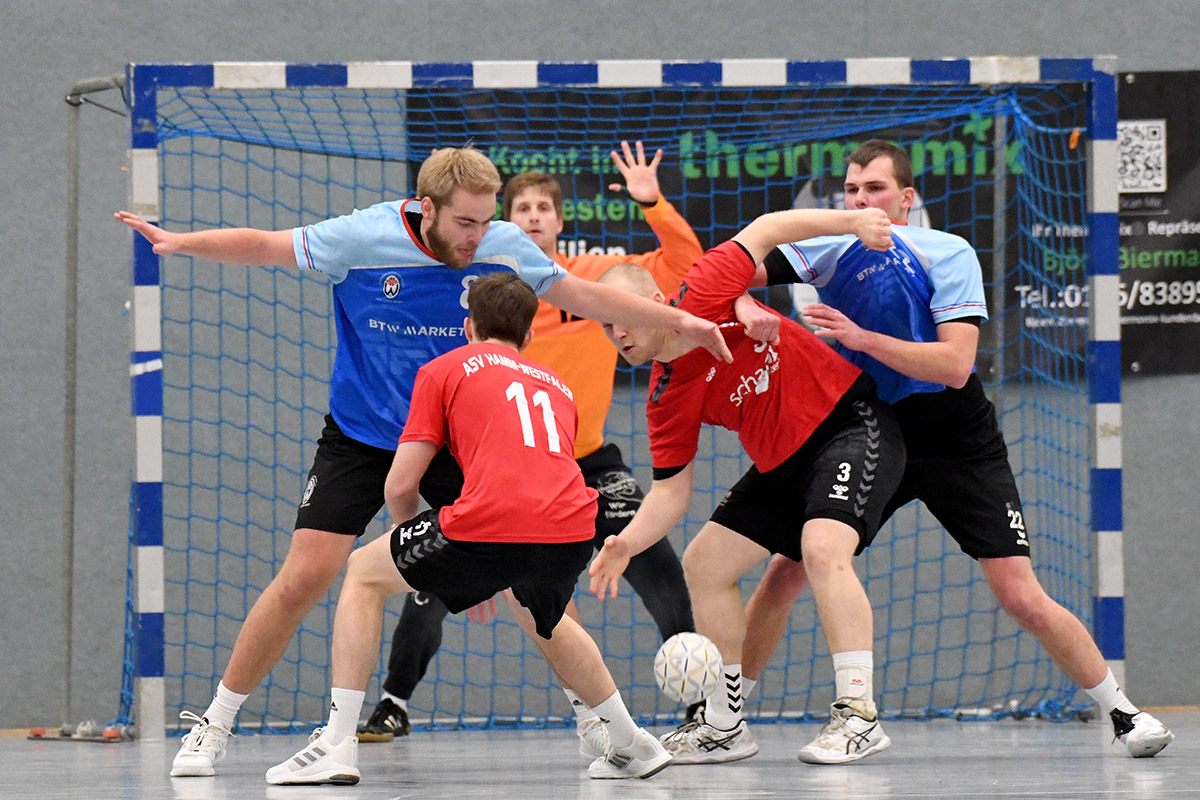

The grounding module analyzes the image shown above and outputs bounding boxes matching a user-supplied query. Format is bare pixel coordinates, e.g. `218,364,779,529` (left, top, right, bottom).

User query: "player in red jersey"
589,206,906,765
266,273,671,786
365,144,703,751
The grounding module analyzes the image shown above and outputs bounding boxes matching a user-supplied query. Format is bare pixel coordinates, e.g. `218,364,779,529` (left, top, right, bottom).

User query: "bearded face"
422,189,495,270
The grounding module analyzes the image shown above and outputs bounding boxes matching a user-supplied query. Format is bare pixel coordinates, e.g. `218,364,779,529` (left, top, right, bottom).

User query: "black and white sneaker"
356,698,411,743
1111,709,1174,757
659,718,758,764
797,698,890,765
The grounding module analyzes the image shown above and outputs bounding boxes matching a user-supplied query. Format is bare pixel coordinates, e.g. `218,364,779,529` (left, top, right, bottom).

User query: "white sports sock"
592,691,638,750
832,650,873,702
325,688,366,744
381,690,408,711
742,676,758,701
203,681,248,730
564,689,598,723
1085,669,1138,716
703,664,744,731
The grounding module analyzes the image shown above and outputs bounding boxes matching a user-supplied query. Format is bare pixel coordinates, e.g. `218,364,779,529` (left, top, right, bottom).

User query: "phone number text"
1015,280,1200,311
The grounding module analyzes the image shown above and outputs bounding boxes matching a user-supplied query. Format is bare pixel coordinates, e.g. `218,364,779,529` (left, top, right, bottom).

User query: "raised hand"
609,140,663,205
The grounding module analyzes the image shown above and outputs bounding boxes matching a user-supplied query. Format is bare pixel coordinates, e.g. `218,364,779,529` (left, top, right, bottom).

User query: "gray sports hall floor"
8,711,1198,799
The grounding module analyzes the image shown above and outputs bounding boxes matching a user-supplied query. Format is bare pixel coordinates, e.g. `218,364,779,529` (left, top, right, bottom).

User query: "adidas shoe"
577,716,610,760
170,711,233,777
659,718,758,764
1111,709,1174,757
265,728,360,786
356,698,411,743
587,728,672,779
797,698,890,765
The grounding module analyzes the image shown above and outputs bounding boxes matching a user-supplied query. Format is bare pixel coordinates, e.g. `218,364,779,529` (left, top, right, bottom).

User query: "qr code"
1117,119,1167,193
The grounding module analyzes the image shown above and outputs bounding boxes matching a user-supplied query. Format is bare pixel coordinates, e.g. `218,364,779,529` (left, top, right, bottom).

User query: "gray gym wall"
2,1,1198,729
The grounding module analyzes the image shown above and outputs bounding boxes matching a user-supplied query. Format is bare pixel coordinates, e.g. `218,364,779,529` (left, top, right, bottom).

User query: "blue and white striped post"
1082,58,1126,687
126,64,166,741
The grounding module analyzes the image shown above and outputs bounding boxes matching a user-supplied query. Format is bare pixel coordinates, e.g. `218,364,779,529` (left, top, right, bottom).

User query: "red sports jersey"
647,240,863,472
400,342,598,543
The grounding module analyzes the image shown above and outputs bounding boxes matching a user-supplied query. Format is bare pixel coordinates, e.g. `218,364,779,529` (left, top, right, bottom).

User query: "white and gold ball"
654,631,723,706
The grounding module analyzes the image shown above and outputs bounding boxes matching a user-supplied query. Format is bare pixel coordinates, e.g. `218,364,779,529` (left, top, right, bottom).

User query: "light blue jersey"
293,198,564,450
773,225,986,403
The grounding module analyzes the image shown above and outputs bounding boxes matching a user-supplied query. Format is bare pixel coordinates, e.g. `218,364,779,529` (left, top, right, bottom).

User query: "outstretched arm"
115,211,298,268
733,207,892,265
541,274,732,363
802,304,979,387
589,463,694,599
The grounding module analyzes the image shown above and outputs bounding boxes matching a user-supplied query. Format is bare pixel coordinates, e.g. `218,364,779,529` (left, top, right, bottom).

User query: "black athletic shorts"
578,443,645,543
293,414,464,536
389,509,593,639
709,390,905,559
886,375,1031,560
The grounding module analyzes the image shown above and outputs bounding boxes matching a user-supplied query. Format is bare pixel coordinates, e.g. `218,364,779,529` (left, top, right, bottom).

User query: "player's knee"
994,583,1054,631
680,546,711,590
798,543,847,580
272,555,342,605
270,567,334,608
345,546,393,594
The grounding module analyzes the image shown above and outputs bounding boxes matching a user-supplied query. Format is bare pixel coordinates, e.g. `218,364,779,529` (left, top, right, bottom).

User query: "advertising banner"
1117,71,1200,374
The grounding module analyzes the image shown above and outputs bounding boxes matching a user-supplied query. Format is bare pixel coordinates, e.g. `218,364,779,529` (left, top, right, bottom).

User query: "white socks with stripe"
703,663,745,731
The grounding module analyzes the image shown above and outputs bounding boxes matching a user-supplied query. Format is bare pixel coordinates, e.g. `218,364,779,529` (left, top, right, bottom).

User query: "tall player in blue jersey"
732,139,1172,763
116,146,730,779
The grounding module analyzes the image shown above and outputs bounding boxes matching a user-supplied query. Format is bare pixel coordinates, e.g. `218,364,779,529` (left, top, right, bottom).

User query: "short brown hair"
501,171,564,219
848,139,914,189
467,272,538,346
416,146,503,207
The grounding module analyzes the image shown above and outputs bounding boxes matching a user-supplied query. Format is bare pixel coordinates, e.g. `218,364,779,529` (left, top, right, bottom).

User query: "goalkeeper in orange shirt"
360,141,703,757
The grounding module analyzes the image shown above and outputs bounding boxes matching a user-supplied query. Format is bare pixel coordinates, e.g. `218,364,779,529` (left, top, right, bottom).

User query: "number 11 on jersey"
506,381,561,453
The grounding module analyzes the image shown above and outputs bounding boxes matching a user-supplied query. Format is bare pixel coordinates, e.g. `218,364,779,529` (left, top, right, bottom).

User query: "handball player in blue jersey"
116,146,730,779
733,139,1172,762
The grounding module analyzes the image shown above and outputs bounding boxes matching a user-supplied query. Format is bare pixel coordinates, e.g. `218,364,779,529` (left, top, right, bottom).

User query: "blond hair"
416,146,503,207
597,262,661,298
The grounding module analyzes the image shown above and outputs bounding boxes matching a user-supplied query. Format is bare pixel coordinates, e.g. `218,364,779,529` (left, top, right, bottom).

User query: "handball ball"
654,632,723,706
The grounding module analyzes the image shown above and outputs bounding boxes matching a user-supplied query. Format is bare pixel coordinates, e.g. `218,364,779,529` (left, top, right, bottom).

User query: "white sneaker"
577,716,610,760
659,718,758,764
1111,709,1174,757
171,711,233,777
797,698,890,765
265,728,360,786
587,728,672,779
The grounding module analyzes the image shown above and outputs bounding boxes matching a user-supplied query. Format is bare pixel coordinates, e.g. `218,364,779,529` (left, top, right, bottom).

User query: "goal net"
121,59,1119,735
